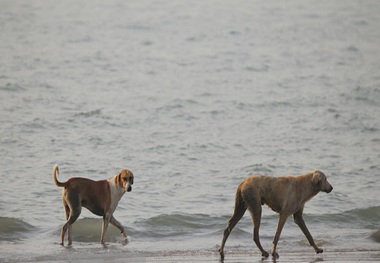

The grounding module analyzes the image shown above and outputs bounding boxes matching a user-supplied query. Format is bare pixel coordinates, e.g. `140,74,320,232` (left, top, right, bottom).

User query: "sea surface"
1,0,380,262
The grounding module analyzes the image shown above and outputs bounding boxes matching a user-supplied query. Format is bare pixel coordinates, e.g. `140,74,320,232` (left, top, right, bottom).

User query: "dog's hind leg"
60,193,81,246
63,204,73,245
60,203,69,246
219,187,247,259
60,206,81,246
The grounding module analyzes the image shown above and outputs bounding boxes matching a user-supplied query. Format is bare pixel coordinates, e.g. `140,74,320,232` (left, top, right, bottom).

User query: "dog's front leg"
271,214,288,259
101,216,110,245
110,216,127,240
293,211,323,254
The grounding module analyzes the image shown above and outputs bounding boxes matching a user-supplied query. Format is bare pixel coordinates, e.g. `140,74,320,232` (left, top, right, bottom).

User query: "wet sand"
147,250,380,263
24,250,380,263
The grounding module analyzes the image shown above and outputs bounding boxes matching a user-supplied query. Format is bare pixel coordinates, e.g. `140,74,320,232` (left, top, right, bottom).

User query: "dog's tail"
234,184,246,213
52,164,65,187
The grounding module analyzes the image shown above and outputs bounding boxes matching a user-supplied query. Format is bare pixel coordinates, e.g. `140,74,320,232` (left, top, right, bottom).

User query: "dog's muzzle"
325,185,333,193
127,185,132,192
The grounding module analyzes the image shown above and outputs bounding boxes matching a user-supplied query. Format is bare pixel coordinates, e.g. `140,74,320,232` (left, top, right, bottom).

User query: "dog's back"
239,175,299,213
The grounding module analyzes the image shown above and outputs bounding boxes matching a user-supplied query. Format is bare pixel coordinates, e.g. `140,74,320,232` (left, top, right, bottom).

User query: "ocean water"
1,0,380,262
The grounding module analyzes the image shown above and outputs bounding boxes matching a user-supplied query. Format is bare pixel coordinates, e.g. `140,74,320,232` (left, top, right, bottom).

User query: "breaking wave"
0,217,35,241
2,206,379,244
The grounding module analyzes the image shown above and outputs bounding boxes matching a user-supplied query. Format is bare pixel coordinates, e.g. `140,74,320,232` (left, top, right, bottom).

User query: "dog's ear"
311,170,321,185
312,170,323,185
115,172,123,187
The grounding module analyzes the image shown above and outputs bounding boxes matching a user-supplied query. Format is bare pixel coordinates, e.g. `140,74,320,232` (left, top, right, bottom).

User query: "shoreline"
148,250,380,262
19,249,380,263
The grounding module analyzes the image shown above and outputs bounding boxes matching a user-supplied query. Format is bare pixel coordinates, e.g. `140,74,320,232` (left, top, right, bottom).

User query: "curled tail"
52,164,65,187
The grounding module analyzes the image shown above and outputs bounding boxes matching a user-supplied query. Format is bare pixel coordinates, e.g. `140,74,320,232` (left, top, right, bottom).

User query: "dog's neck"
108,176,126,214
296,174,320,203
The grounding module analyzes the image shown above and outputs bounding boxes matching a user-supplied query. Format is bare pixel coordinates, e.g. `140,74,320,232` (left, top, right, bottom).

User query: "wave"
69,218,126,243
135,213,222,238
0,82,25,92
305,206,380,229
74,109,102,118
45,215,218,244
136,207,380,239
0,217,35,241
47,214,226,243
1,207,379,244
56,206,380,241
142,213,216,228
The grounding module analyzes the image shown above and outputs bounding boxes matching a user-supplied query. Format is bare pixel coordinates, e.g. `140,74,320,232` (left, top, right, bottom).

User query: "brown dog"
52,164,134,246
219,170,333,259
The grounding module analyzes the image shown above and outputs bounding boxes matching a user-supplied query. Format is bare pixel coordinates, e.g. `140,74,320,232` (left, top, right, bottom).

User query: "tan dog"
52,164,134,246
219,170,333,259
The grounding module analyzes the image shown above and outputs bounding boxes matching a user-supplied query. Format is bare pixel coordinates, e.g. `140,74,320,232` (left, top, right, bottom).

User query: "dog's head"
312,170,333,193
115,169,134,192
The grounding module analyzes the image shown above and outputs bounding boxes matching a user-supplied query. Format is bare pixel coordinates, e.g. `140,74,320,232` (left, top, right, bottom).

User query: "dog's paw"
272,251,279,259
316,248,323,254
219,248,225,259
262,251,269,258
120,236,130,246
